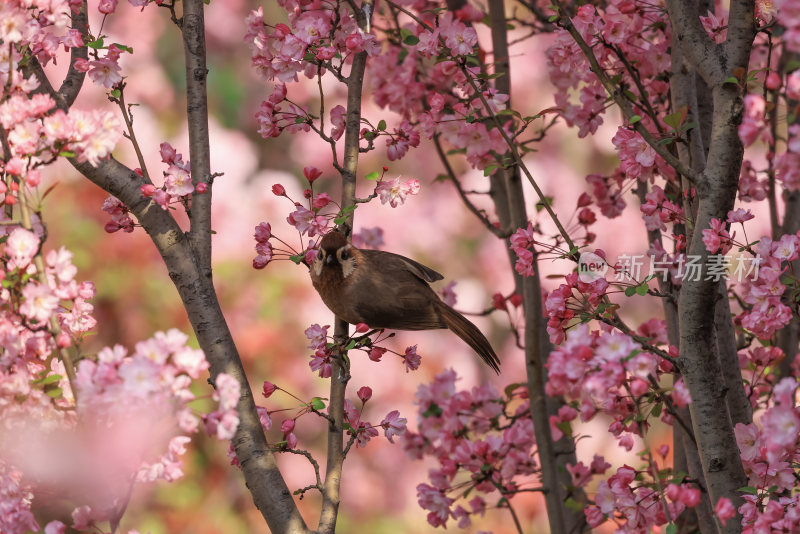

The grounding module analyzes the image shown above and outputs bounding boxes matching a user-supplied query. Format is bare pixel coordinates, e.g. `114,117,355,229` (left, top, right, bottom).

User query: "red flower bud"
281,419,295,434
272,184,286,196
357,386,372,403
765,72,781,90
303,166,322,183
262,381,277,398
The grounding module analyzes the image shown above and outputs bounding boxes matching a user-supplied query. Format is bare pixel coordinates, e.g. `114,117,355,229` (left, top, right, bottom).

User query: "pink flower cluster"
0,462,39,534
776,124,800,191
733,378,800,532
0,93,121,173
544,273,609,345
547,3,670,140
510,222,536,277
73,44,128,90
0,0,72,72
403,369,538,529
138,142,199,210
1,323,216,532
2,227,97,351
584,465,691,530
737,233,799,339
375,177,420,208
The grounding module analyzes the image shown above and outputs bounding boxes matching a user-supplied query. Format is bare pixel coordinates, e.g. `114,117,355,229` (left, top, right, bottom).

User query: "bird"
309,230,500,373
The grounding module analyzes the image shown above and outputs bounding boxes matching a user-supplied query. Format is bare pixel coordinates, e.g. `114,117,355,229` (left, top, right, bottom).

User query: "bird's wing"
346,250,446,330
361,250,444,283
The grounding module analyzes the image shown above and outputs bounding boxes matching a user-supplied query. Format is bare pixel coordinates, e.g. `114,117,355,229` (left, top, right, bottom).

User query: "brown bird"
309,230,500,373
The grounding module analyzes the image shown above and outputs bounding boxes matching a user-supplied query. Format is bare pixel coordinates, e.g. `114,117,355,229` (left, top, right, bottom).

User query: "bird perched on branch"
309,230,500,373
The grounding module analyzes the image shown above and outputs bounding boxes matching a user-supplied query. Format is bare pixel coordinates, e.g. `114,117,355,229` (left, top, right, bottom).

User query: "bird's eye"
318,249,326,260
338,248,350,260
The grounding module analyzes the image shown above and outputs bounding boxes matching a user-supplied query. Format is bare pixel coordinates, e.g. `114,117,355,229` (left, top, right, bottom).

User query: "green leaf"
397,48,409,64
289,253,305,264
311,397,326,410
650,403,662,417
629,115,642,125
364,171,380,181
112,43,133,53
422,402,443,418
624,286,636,297
548,14,558,22
33,374,63,386
345,339,357,351
46,387,63,399
663,110,683,130
739,486,759,495
377,120,386,131
666,523,677,534
59,150,76,158
635,283,648,296
535,196,554,212
363,130,376,141
87,37,105,49
483,165,498,176
110,89,121,99
724,76,739,85
403,34,420,45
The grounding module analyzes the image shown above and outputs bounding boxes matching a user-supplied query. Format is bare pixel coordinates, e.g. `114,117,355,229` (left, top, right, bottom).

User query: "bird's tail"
436,301,501,374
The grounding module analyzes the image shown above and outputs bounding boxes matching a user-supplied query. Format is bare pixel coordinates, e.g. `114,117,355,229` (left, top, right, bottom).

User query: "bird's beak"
325,254,334,265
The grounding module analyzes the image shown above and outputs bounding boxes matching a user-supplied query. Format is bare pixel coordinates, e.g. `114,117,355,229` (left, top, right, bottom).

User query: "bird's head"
313,230,357,278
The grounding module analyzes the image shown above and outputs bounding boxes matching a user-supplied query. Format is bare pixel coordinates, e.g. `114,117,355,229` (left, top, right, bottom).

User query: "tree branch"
318,3,373,533
182,0,213,270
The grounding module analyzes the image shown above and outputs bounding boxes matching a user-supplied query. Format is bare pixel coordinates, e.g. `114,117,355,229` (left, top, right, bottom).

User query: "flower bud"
357,386,372,403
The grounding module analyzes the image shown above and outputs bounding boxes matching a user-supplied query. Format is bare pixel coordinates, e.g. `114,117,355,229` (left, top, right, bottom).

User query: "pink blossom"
700,10,728,43
6,228,39,268
254,222,272,243
304,323,329,349
439,13,477,56
20,283,59,325
376,177,420,207
72,505,94,530
330,105,346,140
715,497,736,526
309,349,332,377
287,205,327,236
381,410,407,443
403,345,421,372
164,166,194,196
439,281,457,307
352,226,384,249
701,218,732,254
727,208,754,224
87,57,122,88
417,483,454,527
